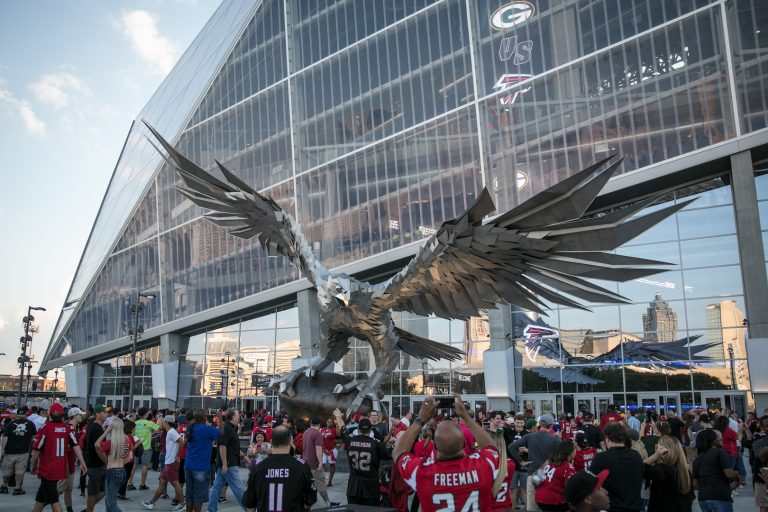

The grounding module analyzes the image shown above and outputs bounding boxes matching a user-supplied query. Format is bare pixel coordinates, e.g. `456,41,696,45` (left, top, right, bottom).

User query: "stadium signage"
490,2,535,31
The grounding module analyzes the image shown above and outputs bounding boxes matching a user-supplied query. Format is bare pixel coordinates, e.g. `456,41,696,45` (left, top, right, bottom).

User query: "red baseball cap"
49,403,64,416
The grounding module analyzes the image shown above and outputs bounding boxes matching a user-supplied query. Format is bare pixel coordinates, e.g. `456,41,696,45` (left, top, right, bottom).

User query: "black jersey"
243,454,317,512
342,431,391,500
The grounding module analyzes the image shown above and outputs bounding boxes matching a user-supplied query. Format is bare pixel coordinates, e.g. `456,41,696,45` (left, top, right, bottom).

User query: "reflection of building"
706,301,749,391
463,313,490,365
643,293,678,342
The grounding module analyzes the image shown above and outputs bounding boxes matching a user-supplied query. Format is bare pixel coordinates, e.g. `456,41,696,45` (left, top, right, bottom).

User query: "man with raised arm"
393,395,500,512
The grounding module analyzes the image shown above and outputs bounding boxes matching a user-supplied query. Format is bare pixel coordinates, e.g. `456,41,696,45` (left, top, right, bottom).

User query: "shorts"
2,453,28,478
134,450,152,467
36,478,60,505
756,482,768,508
323,448,338,465
184,469,211,504
87,466,106,496
311,468,328,498
511,470,527,488
162,461,180,483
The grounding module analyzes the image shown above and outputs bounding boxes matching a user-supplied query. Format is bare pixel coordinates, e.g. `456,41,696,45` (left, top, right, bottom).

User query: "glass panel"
676,206,736,239
483,7,735,213
190,0,286,124
296,107,482,268
727,0,768,132
292,0,438,68
683,265,743,298
241,312,278,331
295,0,473,169
680,236,740,268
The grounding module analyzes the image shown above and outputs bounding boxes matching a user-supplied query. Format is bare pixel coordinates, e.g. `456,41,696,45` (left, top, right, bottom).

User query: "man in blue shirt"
182,410,222,512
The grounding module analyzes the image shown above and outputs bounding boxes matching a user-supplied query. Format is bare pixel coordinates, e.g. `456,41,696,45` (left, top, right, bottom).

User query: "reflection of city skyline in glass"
643,292,678,342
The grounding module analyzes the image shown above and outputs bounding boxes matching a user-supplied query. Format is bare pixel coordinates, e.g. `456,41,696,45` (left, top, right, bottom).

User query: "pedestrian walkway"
1,466,757,510
3,468,350,511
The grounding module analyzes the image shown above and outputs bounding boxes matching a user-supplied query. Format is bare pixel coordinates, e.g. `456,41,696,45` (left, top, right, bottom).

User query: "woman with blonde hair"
490,430,515,510
643,435,693,512
96,418,135,512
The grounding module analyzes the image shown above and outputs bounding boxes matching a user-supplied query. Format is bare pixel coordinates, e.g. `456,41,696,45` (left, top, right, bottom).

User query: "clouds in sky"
29,72,90,109
118,10,179,75
0,83,46,136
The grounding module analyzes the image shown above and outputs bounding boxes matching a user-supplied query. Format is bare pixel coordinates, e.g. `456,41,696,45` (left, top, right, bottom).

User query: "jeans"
699,501,734,512
105,468,126,512
207,466,246,512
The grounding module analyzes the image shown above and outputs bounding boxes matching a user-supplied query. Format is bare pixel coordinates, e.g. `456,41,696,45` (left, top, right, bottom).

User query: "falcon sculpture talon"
146,121,693,419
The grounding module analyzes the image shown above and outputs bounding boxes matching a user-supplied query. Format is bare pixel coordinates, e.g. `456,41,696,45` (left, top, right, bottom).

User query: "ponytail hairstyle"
108,418,127,465
658,435,691,495
491,430,509,496
550,440,575,466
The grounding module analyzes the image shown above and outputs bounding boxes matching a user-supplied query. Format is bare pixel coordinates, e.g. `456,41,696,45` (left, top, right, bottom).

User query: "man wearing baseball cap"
564,469,610,512
30,403,88,512
142,415,185,511
60,407,85,512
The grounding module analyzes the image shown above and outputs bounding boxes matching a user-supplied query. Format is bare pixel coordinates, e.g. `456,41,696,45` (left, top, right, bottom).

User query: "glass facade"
44,0,768,413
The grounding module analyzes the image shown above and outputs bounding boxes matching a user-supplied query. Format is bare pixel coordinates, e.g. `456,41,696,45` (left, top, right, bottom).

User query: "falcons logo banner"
493,74,532,104
522,325,559,363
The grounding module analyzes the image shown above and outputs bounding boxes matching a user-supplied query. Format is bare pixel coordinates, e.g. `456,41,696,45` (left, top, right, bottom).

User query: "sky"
0,0,221,376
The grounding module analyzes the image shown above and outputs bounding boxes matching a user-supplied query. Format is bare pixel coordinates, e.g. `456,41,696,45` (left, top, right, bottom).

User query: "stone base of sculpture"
276,372,373,421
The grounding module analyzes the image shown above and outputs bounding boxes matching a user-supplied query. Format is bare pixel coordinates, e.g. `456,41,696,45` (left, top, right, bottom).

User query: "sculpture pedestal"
278,372,373,421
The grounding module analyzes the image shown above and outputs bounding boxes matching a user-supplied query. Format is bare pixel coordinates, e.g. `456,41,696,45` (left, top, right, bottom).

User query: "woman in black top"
691,429,739,512
643,435,693,512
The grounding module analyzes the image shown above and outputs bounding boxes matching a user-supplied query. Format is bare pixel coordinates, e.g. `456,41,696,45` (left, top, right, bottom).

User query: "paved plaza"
0,461,757,511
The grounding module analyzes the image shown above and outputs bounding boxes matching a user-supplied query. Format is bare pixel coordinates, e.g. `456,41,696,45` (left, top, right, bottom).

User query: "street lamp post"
18,306,45,407
727,344,737,390
128,292,155,411
52,368,60,401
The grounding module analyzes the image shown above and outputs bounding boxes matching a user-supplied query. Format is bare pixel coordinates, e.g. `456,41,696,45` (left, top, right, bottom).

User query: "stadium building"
40,0,768,418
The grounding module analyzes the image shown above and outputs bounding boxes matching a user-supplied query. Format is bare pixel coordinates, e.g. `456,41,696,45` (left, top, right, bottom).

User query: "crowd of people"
0,399,766,511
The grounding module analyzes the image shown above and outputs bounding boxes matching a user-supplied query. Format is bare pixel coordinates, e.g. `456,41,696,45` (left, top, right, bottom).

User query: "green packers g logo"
490,2,535,31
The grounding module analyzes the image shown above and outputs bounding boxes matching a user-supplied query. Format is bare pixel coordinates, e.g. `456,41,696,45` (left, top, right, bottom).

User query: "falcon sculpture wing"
144,122,327,286
371,156,694,318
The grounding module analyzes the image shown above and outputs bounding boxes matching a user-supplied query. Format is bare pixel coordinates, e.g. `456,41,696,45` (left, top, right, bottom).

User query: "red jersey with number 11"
33,422,78,481
398,446,500,512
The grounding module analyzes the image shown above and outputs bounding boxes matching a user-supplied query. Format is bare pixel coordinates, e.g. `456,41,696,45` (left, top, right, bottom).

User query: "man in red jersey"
30,403,88,512
393,395,500,512
559,413,574,441
598,405,624,431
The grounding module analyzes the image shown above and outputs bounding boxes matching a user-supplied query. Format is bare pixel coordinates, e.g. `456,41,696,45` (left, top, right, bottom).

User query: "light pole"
128,292,155,411
727,344,737,390
220,351,232,407
51,368,60,401
18,306,45,407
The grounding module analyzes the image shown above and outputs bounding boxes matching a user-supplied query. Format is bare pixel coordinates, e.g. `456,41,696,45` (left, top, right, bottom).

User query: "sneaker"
171,499,179,506
171,503,186,512
79,491,85,497
141,499,154,510
218,497,227,503
139,485,150,491
12,489,25,495
117,495,132,501
160,494,169,499
127,484,137,491
0,486,7,494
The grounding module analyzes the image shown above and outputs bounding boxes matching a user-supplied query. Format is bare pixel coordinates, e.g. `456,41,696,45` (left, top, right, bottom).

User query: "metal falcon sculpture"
146,123,692,416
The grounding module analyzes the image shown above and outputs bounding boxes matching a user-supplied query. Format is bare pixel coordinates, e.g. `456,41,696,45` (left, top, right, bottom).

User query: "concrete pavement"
1,463,757,511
